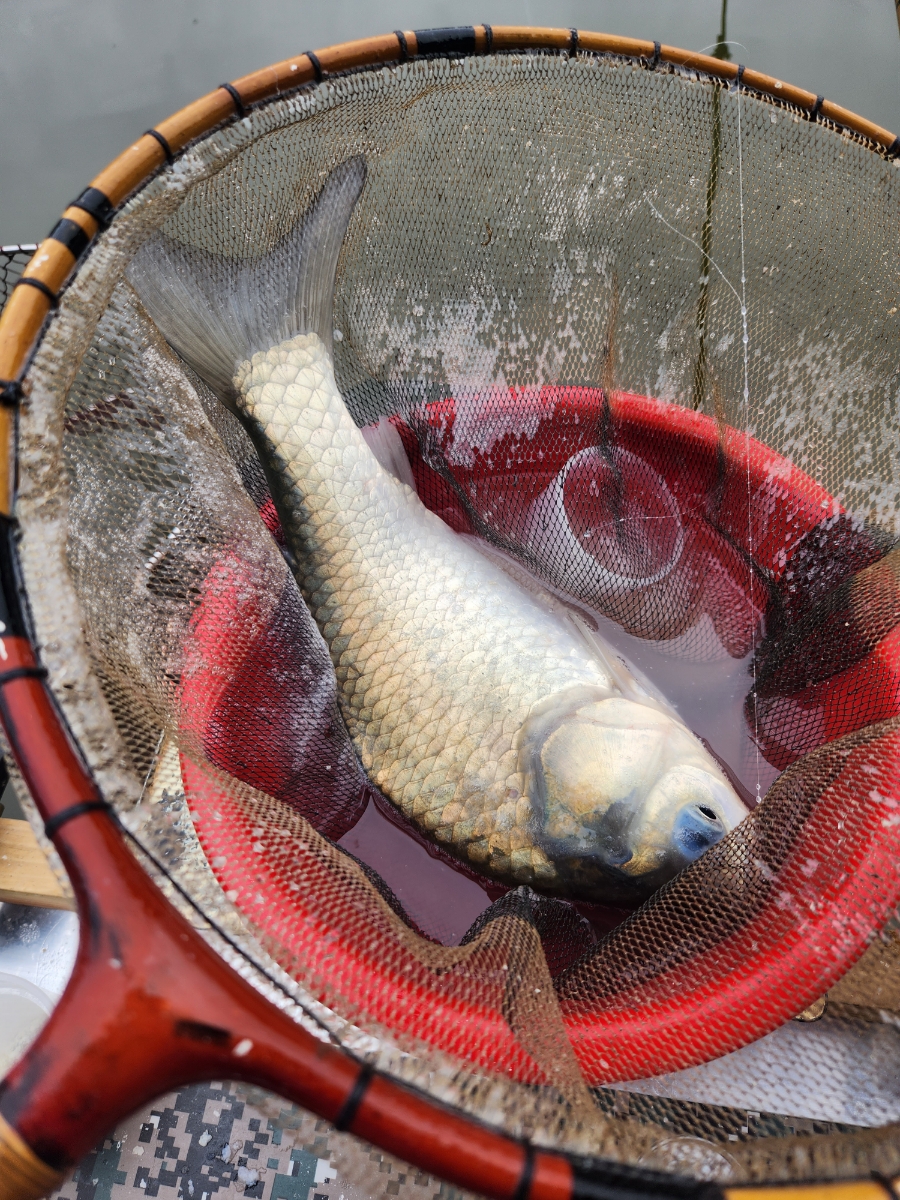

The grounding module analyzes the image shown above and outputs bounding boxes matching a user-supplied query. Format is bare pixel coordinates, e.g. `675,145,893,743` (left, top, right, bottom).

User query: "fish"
128,156,750,907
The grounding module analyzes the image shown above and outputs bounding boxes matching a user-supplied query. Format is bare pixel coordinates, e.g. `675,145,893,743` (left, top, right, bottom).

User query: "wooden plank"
0,818,75,910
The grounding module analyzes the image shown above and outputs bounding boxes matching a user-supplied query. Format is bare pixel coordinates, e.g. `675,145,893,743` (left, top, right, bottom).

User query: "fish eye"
696,804,719,822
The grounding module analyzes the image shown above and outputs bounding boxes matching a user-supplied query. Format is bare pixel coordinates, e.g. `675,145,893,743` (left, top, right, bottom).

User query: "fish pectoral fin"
564,611,633,694
564,611,669,707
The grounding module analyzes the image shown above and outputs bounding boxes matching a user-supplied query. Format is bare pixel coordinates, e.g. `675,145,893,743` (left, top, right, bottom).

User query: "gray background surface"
1,0,899,245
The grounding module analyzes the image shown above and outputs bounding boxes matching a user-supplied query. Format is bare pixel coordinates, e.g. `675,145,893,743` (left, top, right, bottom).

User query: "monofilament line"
734,73,762,806
643,196,745,309
644,71,761,804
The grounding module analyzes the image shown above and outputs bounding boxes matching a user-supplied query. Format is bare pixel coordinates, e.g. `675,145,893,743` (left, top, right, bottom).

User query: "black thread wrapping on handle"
0,381,23,409
0,666,48,686
44,799,114,841
219,82,246,118
569,29,579,56
48,218,90,261
333,1063,374,1131
569,1154,724,1200
144,128,174,165
511,1145,535,1200
13,277,59,308
0,514,28,641
305,50,324,82
68,186,115,229
413,27,477,56
395,30,409,61
483,24,493,53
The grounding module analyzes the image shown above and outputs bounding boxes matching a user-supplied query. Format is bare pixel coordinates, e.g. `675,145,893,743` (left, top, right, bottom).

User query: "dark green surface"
1,781,24,821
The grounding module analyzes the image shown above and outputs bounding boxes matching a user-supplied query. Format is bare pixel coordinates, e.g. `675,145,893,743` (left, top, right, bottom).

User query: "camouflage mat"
48,1080,866,1197
48,1082,461,1200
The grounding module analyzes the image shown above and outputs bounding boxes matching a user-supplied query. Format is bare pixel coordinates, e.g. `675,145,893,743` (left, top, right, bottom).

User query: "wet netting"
0,246,37,308
10,43,900,1188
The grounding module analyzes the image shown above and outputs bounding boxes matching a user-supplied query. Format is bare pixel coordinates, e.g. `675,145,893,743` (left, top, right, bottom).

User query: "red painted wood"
0,634,556,1200
354,1074,529,1200
0,638,102,823
532,1154,576,1200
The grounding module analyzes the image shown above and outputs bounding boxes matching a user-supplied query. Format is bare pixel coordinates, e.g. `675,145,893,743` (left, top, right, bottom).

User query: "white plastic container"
0,970,54,1076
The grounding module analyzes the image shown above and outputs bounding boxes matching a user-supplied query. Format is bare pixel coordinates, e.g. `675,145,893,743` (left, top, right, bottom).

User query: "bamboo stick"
0,818,74,910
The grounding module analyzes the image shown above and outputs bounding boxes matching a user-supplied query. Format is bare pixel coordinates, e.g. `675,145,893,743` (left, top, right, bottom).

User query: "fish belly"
234,334,615,886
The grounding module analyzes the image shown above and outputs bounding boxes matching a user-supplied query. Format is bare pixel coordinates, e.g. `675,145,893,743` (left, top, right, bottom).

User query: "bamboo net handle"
727,1186,898,1200
0,1114,65,1200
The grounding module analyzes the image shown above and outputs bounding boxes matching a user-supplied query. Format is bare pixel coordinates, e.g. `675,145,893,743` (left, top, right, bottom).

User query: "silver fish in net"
127,156,750,907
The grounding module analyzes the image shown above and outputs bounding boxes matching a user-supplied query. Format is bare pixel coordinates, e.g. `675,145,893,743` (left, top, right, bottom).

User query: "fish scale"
235,332,615,884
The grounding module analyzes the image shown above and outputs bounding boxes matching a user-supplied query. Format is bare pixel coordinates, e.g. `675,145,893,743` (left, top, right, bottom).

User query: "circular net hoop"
11,41,900,1187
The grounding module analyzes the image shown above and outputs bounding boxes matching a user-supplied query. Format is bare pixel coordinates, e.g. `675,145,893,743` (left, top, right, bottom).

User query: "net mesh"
0,245,37,302
10,47,900,1186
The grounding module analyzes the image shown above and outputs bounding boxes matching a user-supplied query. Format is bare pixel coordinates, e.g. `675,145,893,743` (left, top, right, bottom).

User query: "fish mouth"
676,800,727,855
518,686,749,905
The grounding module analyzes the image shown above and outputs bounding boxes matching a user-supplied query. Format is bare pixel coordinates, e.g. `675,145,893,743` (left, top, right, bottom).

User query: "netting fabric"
0,246,37,303
11,47,900,1185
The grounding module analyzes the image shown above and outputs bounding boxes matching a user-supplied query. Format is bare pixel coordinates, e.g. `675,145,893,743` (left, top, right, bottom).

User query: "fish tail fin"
127,156,367,404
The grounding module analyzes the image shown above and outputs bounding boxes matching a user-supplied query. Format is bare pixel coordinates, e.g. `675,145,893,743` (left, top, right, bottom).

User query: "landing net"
10,45,900,1186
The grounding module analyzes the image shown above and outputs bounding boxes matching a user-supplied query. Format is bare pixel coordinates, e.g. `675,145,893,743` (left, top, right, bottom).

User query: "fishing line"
643,196,742,307
697,39,748,57
734,70,763,806
644,68,761,803
138,727,167,802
